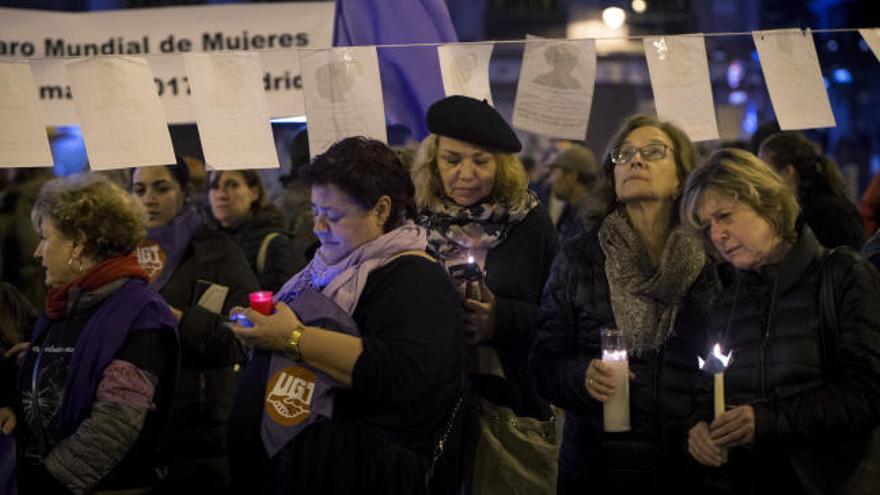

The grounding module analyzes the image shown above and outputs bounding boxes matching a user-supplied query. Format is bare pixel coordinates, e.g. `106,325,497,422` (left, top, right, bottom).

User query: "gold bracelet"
286,325,305,361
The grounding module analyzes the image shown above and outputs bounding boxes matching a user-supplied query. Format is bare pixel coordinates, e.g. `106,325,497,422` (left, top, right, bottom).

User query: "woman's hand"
584,358,635,402
710,405,755,448
688,421,725,466
0,407,16,435
229,302,302,352
463,280,496,344
4,342,29,363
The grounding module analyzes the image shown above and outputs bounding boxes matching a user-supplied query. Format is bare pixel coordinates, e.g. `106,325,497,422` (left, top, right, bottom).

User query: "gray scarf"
598,208,706,356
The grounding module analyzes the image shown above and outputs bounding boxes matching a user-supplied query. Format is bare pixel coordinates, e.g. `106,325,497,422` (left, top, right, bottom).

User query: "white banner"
66,57,175,170
512,37,597,140
644,35,719,142
753,29,835,131
860,28,880,62
438,43,494,104
0,2,334,126
183,52,279,170
300,47,387,157
0,63,54,167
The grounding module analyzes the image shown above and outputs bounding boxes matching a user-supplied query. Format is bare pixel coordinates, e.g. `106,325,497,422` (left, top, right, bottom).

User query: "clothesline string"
3,27,871,61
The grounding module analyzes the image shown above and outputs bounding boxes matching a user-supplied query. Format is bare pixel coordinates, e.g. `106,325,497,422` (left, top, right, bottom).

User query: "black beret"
426,96,522,153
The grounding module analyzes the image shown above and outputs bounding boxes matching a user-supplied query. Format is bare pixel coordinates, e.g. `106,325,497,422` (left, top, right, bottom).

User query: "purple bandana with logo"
260,288,358,457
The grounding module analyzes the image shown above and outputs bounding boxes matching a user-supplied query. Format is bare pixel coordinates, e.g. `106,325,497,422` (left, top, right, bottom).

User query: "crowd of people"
0,94,879,494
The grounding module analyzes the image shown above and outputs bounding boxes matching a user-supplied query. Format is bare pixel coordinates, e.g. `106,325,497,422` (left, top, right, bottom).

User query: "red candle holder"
249,291,274,316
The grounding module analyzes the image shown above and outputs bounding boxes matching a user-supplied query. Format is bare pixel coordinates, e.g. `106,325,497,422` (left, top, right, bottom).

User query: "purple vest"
23,279,179,437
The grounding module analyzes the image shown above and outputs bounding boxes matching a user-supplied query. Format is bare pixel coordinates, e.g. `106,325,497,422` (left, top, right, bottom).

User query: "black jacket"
695,225,880,493
530,227,718,493
214,206,300,293
801,186,864,250
479,205,558,419
157,226,260,492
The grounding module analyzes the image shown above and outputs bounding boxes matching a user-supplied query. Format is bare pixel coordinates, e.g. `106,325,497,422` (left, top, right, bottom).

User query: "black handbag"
789,248,880,495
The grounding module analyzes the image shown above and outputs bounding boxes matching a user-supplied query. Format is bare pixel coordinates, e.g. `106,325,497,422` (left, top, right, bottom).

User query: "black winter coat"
157,226,260,492
694,225,880,494
216,206,300,293
478,205,558,419
801,186,864,250
530,227,718,493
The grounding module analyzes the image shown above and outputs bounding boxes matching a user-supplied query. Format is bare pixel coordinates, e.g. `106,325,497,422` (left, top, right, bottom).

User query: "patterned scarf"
598,208,706,356
418,193,539,263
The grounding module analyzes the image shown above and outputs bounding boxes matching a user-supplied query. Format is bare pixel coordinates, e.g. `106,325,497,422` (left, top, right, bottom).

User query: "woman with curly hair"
11,174,179,494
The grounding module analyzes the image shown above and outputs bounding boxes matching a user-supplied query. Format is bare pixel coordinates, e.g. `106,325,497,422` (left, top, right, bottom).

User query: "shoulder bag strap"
819,248,840,372
257,232,282,275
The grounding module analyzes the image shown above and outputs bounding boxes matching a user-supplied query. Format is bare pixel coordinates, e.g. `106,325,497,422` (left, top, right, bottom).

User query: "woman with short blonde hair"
681,149,880,493
680,148,800,248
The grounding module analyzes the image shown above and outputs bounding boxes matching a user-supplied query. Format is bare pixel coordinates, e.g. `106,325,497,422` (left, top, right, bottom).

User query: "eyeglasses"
610,144,669,165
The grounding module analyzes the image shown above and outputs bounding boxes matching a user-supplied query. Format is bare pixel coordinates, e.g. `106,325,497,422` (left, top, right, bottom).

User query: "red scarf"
45,254,149,320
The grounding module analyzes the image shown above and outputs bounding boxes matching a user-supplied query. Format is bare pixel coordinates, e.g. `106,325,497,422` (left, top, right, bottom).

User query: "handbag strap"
818,248,840,372
424,392,463,487
257,231,282,275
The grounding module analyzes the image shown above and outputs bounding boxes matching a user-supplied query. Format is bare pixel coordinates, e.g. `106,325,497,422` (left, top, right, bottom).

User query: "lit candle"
249,291,274,316
466,254,482,301
601,328,630,432
699,343,732,461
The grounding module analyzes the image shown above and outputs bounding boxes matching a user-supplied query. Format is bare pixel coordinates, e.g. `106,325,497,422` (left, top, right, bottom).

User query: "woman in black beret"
411,95,559,492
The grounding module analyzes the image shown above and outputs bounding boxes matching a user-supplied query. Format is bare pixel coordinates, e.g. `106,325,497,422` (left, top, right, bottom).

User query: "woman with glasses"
531,115,719,493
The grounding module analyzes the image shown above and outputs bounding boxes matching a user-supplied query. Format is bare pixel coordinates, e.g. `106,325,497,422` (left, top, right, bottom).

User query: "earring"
67,257,84,274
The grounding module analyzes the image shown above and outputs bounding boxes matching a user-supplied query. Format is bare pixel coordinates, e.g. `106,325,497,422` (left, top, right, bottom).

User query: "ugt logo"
265,366,317,426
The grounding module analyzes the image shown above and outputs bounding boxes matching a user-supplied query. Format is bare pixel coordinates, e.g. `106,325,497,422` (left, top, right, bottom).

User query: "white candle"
702,343,732,462
714,371,728,462
603,350,631,432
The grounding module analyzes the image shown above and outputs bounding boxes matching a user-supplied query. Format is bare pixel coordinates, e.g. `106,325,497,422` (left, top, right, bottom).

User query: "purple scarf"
137,207,204,291
261,222,427,456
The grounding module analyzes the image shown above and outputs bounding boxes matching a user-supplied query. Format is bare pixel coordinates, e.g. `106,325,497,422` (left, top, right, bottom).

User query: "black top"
530,226,718,492
157,226,260,491
215,206,299,293
801,187,865,250
694,225,880,493
229,255,464,494
478,205,558,419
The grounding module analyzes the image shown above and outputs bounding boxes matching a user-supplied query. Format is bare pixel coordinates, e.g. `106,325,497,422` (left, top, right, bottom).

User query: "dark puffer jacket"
215,206,300,293
157,226,260,492
801,187,865,250
530,228,718,493
695,225,880,493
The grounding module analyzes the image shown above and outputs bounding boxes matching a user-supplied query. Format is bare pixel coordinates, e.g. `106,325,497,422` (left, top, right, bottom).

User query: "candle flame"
712,343,732,368
603,349,627,362
467,255,475,264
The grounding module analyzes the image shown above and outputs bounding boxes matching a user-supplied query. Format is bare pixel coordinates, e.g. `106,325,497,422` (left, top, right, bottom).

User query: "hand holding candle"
698,343,733,461
600,328,630,432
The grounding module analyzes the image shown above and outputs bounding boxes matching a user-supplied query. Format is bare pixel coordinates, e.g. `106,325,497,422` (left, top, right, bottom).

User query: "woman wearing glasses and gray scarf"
531,115,719,493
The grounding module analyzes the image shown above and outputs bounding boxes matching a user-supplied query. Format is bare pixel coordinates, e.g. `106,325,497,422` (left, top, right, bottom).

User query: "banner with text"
0,2,334,126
